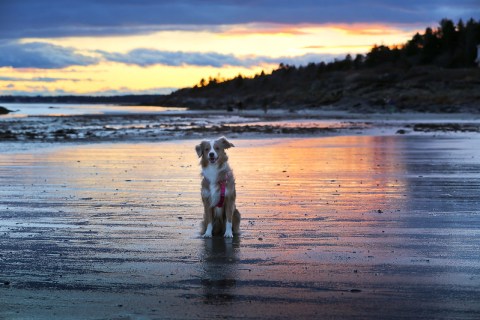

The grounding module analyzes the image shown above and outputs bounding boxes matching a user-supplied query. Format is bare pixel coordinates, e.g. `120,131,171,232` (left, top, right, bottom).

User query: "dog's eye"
215,147,219,151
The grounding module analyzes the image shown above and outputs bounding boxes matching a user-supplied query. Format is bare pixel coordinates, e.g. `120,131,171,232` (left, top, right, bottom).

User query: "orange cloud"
323,22,423,37
221,23,311,36
222,22,420,38
304,44,371,49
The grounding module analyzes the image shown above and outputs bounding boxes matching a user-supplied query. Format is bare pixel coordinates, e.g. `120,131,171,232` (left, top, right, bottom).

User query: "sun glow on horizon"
1,22,422,96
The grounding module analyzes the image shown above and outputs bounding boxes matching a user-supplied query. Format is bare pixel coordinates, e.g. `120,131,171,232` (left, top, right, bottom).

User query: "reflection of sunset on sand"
1,135,479,318
233,136,407,215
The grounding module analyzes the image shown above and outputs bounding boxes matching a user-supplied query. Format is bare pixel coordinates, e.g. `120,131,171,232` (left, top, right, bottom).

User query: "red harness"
216,172,230,208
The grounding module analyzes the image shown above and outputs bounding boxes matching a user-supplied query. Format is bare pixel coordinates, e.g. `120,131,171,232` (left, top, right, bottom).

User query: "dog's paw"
224,221,233,238
203,223,213,238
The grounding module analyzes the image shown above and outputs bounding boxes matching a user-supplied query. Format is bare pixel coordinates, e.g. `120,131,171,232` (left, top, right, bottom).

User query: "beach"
1,108,480,319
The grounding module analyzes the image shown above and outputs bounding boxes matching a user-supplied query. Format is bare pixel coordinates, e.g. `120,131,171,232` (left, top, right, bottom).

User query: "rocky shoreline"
0,106,12,115
1,109,480,143
159,66,480,114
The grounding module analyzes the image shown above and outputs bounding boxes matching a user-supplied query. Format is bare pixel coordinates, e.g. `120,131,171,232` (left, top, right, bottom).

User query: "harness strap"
216,172,229,208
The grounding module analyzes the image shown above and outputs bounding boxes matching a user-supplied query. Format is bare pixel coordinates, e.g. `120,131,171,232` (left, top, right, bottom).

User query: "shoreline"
1,108,479,144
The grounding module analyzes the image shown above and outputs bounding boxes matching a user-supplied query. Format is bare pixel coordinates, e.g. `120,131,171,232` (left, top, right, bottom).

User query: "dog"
195,137,240,238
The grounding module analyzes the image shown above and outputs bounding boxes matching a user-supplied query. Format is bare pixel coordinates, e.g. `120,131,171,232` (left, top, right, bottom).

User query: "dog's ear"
195,144,202,158
217,136,234,149
195,140,209,158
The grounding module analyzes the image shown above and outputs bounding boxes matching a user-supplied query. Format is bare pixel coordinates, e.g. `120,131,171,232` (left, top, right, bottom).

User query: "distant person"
237,101,244,112
262,99,269,114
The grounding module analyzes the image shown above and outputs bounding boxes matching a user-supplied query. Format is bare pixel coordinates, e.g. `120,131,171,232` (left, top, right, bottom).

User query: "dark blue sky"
1,0,479,39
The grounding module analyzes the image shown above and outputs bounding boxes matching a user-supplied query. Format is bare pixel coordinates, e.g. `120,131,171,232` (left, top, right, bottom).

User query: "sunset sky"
0,0,478,96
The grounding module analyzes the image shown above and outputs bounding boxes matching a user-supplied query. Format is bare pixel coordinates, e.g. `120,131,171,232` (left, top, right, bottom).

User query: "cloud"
1,0,478,39
0,76,89,82
0,41,100,69
91,87,177,96
304,45,370,49
272,53,343,66
0,41,340,70
100,49,244,68
100,49,340,68
0,86,177,97
222,23,310,36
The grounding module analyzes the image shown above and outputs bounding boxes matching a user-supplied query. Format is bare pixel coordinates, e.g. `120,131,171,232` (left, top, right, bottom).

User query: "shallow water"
1,136,480,319
0,103,186,117
2,105,480,143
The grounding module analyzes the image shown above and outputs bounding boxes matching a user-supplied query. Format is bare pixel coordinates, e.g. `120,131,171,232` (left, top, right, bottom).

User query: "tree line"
366,18,480,68
193,18,480,91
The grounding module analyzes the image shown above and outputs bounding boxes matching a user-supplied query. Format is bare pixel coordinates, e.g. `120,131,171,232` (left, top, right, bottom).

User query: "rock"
0,130,17,140
0,106,12,115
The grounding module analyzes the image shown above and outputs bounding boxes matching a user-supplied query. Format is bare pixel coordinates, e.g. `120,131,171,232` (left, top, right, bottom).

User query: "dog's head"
196,137,234,166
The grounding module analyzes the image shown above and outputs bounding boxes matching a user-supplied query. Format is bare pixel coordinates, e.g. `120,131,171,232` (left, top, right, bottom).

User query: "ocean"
0,103,186,117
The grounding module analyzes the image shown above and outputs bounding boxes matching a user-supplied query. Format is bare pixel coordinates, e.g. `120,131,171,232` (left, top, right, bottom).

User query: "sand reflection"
200,237,241,304
40,142,199,207
231,136,408,222
2,135,479,318
1,137,408,228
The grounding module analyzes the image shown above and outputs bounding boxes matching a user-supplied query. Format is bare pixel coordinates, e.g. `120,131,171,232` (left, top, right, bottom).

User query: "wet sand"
1,135,480,319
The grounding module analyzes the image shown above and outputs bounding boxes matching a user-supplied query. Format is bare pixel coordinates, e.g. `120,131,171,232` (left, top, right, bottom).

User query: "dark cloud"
0,41,100,69
0,76,87,82
100,49,246,68
274,53,343,66
0,0,478,39
99,49,340,68
89,87,177,96
0,40,338,70
0,86,177,96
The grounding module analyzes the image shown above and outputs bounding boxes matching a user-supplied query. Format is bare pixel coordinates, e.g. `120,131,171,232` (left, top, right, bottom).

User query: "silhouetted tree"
344,54,353,69
465,18,480,67
366,45,392,67
439,18,456,52
421,27,441,64
234,74,244,88
404,32,422,57
353,54,365,69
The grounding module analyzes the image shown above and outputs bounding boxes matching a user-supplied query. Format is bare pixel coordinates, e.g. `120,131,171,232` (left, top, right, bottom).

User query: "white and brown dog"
196,137,240,238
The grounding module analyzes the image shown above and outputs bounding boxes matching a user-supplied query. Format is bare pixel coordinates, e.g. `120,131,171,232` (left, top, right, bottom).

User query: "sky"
0,0,478,96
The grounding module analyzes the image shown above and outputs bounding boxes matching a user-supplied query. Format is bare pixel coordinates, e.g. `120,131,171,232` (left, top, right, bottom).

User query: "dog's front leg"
224,202,235,238
202,202,214,238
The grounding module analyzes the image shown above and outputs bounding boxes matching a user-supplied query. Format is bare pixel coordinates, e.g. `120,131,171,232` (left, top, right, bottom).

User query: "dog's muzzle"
208,152,217,163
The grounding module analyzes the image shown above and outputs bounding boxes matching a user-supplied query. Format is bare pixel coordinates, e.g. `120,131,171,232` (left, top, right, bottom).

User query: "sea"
0,103,186,117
